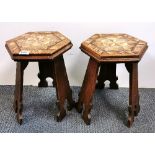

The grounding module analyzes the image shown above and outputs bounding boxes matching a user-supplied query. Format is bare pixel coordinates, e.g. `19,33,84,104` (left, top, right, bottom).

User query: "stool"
5,31,75,124
76,34,148,127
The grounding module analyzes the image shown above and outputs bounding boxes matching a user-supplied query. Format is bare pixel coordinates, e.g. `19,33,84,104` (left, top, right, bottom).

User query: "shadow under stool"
76,33,148,127
5,31,75,124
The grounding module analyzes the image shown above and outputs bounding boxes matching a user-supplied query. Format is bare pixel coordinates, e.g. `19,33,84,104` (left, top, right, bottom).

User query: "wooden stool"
5,31,75,124
76,34,148,127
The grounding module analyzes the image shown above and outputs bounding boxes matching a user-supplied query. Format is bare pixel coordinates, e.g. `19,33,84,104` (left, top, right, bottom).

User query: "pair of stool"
5,32,148,127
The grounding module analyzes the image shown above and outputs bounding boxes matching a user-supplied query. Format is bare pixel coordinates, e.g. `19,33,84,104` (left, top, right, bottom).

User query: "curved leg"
53,55,75,122
125,63,139,127
96,63,118,89
14,61,28,125
76,58,99,125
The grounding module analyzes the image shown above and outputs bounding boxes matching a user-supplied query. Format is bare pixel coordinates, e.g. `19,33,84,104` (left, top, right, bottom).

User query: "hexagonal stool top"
80,33,148,62
5,31,72,60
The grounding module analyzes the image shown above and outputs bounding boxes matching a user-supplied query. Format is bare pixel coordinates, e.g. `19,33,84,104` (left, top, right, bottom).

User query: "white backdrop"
0,22,155,87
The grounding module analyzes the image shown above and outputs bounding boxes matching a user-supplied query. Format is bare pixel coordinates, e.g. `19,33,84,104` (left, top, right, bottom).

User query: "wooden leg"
76,58,99,125
53,55,75,122
14,61,28,125
38,61,56,87
125,62,139,127
96,63,118,89
66,88,75,111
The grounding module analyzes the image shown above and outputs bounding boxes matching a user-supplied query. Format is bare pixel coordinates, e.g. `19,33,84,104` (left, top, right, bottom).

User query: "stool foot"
17,115,23,125
128,104,140,127
127,103,140,127
82,113,91,125
56,110,66,122
82,103,92,125
16,103,23,125
127,116,134,128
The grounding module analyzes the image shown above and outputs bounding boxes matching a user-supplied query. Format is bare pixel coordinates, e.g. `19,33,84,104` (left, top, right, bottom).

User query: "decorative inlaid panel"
6,31,72,57
81,34,147,61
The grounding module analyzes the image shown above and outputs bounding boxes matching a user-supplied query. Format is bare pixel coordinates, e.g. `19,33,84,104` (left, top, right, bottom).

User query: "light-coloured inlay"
92,36,138,53
16,33,61,50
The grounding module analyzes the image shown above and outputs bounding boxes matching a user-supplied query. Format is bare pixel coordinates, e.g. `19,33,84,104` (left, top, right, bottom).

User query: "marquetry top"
5,31,72,60
80,34,148,62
